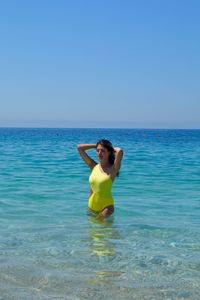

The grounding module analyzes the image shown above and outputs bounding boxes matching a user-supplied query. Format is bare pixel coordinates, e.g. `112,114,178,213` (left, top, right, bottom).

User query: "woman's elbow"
77,144,82,152
117,148,123,155
119,149,124,157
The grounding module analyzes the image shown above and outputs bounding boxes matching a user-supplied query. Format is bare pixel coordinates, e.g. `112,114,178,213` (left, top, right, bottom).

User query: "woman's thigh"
100,205,114,218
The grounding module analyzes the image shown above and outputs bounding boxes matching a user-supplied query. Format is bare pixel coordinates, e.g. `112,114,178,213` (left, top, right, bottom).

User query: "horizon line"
0,126,200,130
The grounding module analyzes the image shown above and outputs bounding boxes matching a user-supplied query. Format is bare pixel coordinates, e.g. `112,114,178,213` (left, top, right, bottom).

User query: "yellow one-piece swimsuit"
88,164,114,212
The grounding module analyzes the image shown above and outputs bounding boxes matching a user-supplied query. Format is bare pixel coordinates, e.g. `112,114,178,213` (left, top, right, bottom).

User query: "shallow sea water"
0,128,200,299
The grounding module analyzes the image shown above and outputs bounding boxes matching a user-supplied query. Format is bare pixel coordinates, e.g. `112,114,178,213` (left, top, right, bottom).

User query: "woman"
77,139,123,218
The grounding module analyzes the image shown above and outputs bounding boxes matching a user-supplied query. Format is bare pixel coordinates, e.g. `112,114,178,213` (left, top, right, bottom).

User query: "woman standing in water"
77,139,123,219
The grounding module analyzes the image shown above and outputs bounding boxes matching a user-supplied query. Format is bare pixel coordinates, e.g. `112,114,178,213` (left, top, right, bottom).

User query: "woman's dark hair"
96,139,115,165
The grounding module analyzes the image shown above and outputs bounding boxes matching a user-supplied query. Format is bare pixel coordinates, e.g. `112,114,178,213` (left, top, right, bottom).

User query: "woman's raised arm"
113,147,123,175
77,144,97,169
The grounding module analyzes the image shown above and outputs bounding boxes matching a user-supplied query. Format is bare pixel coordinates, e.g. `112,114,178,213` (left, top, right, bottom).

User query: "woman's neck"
100,161,111,169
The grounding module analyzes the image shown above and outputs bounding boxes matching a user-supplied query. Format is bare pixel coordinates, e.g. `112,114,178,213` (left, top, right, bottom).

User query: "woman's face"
96,144,110,162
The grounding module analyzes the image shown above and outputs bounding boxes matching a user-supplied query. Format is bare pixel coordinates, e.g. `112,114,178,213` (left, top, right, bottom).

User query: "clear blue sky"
0,0,199,128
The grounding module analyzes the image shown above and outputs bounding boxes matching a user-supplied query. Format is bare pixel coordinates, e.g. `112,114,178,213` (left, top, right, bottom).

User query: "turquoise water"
0,128,200,300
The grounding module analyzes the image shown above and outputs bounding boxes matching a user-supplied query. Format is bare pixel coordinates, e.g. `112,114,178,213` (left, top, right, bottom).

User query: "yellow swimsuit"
88,164,114,212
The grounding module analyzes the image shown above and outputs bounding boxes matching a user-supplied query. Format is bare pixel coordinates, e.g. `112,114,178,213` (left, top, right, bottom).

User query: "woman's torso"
88,164,114,212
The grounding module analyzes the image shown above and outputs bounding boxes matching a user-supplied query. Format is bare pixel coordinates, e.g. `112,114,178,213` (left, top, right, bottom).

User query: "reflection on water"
88,215,116,257
86,215,123,283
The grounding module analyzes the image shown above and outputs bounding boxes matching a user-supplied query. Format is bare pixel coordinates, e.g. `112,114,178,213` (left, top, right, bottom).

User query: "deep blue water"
0,128,200,299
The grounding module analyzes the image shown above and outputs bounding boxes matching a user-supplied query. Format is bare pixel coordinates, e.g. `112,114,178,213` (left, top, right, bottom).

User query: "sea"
0,128,200,300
